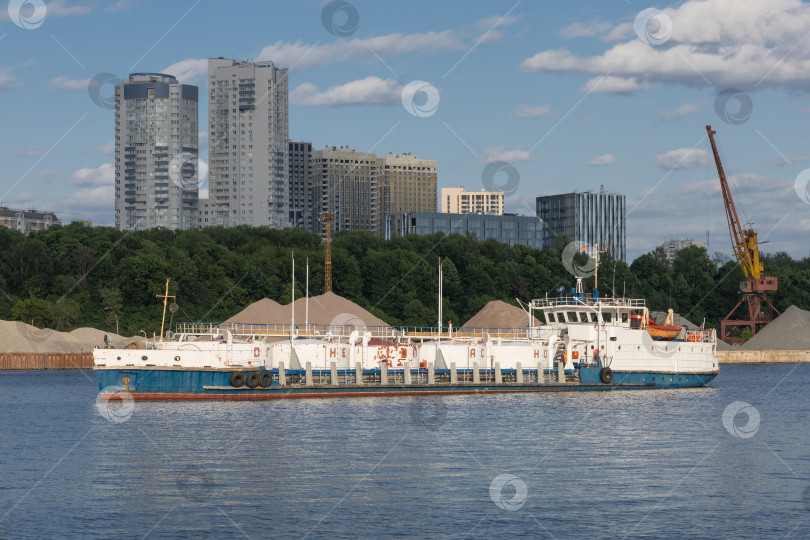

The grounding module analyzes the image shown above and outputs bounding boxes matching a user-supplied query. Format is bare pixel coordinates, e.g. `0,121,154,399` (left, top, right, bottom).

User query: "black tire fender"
599,367,613,384
259,371,272,388
229,372,245,388
245,372,260,389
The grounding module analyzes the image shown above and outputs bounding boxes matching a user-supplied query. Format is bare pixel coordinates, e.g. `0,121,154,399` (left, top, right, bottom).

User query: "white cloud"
290,76,405,107
587,153,616,166
0,67,22,90
582,75,651,94
37,170,58,180
521,0,810,93
163,58,208,84
165,14,517,87
103,0,136,13
560,21,612,39
768,154,810,167
17,146,44,157
68,163,114,187
60,186,114,211
478,147,535,164
603,22,633,42
10,191,39,203
660,102,700,121
513,104,551,118
473,14,522,44
46,0,93,17
93,142,115,155
625,171,806,260
49,76,90,91
198,131,208,148
258,31,464,71
655,148,710,170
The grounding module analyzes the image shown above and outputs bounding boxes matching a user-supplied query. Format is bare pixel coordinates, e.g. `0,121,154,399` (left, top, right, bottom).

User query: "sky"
1,0,809,261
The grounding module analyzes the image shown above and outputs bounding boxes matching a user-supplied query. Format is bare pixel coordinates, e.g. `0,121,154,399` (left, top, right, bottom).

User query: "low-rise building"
440,186,503,215
0,206,60,234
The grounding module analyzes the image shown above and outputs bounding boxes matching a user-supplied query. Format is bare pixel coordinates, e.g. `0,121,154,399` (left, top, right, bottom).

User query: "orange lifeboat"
646,325,681,340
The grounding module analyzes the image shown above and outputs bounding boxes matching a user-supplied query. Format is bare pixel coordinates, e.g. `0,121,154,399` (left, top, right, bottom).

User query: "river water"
1,364,809,539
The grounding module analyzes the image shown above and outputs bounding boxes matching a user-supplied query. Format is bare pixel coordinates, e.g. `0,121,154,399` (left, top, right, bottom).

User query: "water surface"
1,365,809,538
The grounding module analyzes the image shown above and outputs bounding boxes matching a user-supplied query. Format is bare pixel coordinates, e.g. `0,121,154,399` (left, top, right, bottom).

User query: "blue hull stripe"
96,367,718,399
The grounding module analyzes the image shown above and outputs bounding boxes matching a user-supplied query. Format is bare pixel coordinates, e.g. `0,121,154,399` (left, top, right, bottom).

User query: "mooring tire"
599,367,613,384
245,372,260,389
229,372,245,388
258,371,272,387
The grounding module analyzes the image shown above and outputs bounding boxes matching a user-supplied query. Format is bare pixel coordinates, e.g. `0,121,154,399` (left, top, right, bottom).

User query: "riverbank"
717,350,810,364
0,353,94,370
2,350,805,370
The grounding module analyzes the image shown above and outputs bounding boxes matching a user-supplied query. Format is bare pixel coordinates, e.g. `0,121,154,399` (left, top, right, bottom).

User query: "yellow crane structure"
706,125,779,343
319,211,335,293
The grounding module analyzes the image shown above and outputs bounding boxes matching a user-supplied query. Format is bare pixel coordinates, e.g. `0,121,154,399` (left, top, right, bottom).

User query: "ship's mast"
156,278,175,341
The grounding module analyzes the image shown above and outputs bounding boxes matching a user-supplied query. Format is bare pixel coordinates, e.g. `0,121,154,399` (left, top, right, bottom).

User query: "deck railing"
531,296,646,308
173,322,535,341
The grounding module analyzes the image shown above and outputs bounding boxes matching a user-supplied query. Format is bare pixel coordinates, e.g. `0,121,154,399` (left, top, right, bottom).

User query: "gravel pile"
0,320,134,353
462,300,540,329
742,305,810,350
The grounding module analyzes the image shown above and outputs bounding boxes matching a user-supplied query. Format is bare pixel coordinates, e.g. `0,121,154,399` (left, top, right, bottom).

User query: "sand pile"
225,298,283,323
225,292,389,328
742,305,810,350
0,320,134,353
462,300,540,328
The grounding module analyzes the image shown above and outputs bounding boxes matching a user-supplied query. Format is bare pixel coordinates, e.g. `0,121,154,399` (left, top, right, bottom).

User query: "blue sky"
1,0,809,261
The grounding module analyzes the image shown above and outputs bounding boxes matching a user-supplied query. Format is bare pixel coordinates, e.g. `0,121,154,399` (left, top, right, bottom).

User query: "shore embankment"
718,350,810,364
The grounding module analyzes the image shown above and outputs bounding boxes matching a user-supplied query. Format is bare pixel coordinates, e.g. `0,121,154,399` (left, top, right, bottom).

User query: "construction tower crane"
706,125,779,343
319,211,335,293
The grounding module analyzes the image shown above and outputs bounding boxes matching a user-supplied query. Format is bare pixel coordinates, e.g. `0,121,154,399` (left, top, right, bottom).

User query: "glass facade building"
536,189,626,261
384,212,543,250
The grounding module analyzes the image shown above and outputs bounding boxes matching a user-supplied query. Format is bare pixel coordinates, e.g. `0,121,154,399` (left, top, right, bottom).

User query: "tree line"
0,223,807,338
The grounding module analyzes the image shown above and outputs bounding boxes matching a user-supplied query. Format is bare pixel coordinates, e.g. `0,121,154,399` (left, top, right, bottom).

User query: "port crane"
706,125,779,343
319,211,335,293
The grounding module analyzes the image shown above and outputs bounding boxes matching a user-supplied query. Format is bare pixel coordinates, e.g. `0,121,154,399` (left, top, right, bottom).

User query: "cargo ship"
94,276,719,401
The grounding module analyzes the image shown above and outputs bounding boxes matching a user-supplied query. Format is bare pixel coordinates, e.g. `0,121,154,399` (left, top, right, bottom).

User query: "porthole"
116,356,121,360
141,355,148,361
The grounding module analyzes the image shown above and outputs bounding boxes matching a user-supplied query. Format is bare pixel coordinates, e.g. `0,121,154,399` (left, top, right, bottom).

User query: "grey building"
0,206,60,234
312,147,379,235
288,141,314,231
207,58,289,228
114,73,198,231
385,212,543,250
659,238,706,260
536,188,626,261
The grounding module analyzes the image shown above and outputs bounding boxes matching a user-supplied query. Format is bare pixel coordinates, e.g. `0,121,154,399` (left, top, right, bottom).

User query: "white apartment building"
206,58,289,227
440,186,503,215
114,73,199,230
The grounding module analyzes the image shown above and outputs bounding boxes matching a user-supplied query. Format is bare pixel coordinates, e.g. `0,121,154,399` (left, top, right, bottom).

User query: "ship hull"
96,366,718,400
